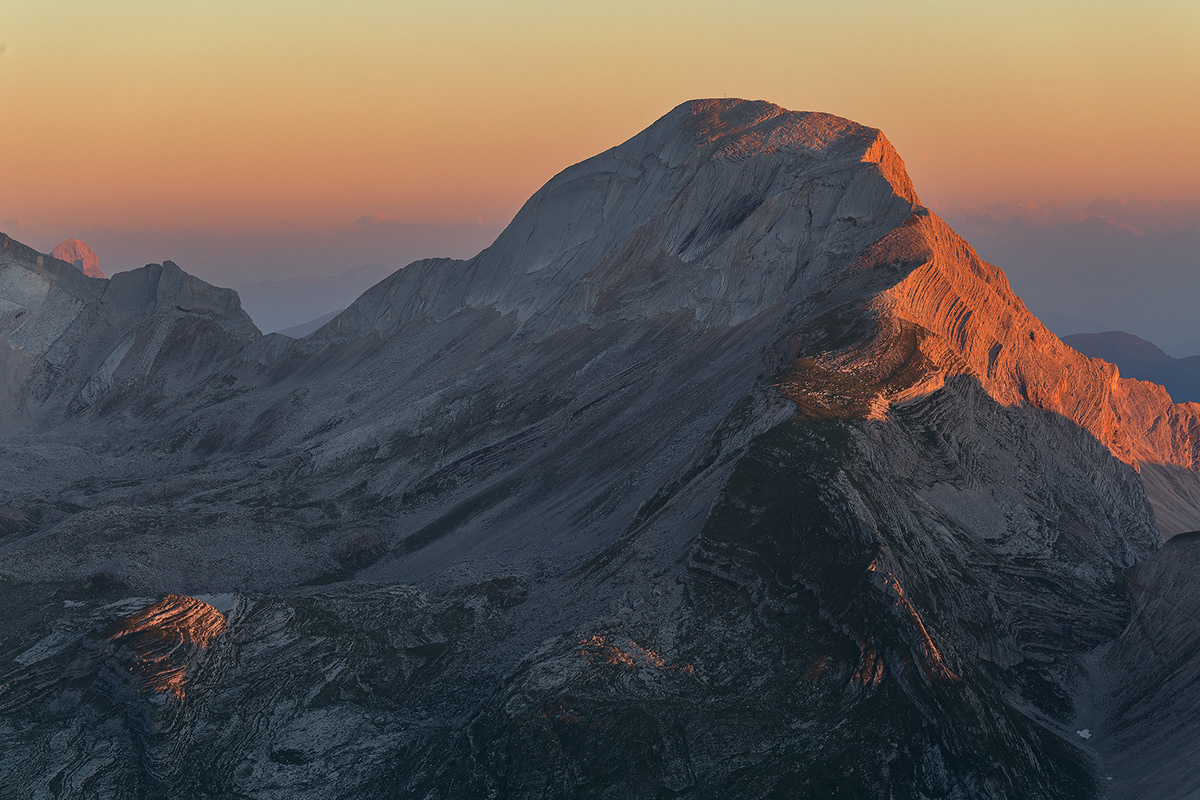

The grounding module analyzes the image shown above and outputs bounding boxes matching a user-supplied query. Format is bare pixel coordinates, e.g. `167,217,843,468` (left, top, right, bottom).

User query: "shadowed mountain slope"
2,99,1199,799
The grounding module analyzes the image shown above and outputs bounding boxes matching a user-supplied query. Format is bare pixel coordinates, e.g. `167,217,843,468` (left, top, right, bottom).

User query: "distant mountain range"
234,262,393,333
278,309,342,338
1063,331,1200,404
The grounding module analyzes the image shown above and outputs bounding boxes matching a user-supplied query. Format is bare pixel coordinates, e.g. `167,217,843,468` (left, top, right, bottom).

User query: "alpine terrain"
2,99,1200,799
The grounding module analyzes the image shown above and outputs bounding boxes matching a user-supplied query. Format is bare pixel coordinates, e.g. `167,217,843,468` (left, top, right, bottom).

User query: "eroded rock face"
1090,532,1200,798
51,238,106,280
0,99,1197,798
102,594,226,701
333,532,387,569
0,505,32,536
853,212,1200,535
0,593,232,792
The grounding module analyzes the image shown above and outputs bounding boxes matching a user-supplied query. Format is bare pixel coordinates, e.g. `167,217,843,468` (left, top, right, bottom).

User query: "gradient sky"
2,1,1198,280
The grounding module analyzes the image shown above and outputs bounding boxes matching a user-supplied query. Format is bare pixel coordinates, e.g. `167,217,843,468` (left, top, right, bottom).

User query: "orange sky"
2,1,1198,240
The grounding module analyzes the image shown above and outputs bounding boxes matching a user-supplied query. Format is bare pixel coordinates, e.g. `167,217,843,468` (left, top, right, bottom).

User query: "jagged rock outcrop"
1,99,1198,798
101,594,226,701
52,238,106,279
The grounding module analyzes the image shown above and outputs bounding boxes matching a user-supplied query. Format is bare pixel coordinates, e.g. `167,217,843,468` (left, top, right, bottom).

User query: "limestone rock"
51,238,106,279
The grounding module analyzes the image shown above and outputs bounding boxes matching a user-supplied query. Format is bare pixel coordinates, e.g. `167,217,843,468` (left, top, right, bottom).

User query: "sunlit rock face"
103,594,226,701
1,99,1198,798
51,238,106,279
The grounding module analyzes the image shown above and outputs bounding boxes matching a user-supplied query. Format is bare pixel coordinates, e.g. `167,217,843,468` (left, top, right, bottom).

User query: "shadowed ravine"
2,99,1199,798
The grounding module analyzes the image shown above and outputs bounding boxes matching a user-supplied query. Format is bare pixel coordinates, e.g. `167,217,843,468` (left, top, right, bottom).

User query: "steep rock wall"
871,212,1200,534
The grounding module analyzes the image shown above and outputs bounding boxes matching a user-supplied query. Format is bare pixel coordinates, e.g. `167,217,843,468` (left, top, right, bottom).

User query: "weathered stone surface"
1086,532,1200,798
102,594,226,701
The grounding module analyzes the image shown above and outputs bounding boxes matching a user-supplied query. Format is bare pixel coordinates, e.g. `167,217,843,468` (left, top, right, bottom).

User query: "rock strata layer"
104,594,226,700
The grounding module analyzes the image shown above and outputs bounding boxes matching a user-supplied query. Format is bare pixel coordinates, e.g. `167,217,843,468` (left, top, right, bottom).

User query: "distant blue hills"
1063,330,1200,404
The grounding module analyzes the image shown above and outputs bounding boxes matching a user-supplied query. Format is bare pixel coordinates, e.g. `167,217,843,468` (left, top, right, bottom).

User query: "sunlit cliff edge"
852,205,1200,534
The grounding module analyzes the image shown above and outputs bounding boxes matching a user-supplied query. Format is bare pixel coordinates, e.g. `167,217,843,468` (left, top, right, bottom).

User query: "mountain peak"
647,98,918,203
51,237,106,279
673,98,869,155
5,100,1200,796
320,99,922,343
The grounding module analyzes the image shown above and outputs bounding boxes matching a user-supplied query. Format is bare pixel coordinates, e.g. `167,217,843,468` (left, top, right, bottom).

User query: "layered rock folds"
104,594,227,701
844,211,1200,533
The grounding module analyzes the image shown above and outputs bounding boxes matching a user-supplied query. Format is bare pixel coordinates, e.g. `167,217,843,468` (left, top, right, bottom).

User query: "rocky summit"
2,99,1200,799
50,237,106,280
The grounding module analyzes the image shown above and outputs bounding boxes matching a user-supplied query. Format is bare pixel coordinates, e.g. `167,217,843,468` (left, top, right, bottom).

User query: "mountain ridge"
314,99,915,343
